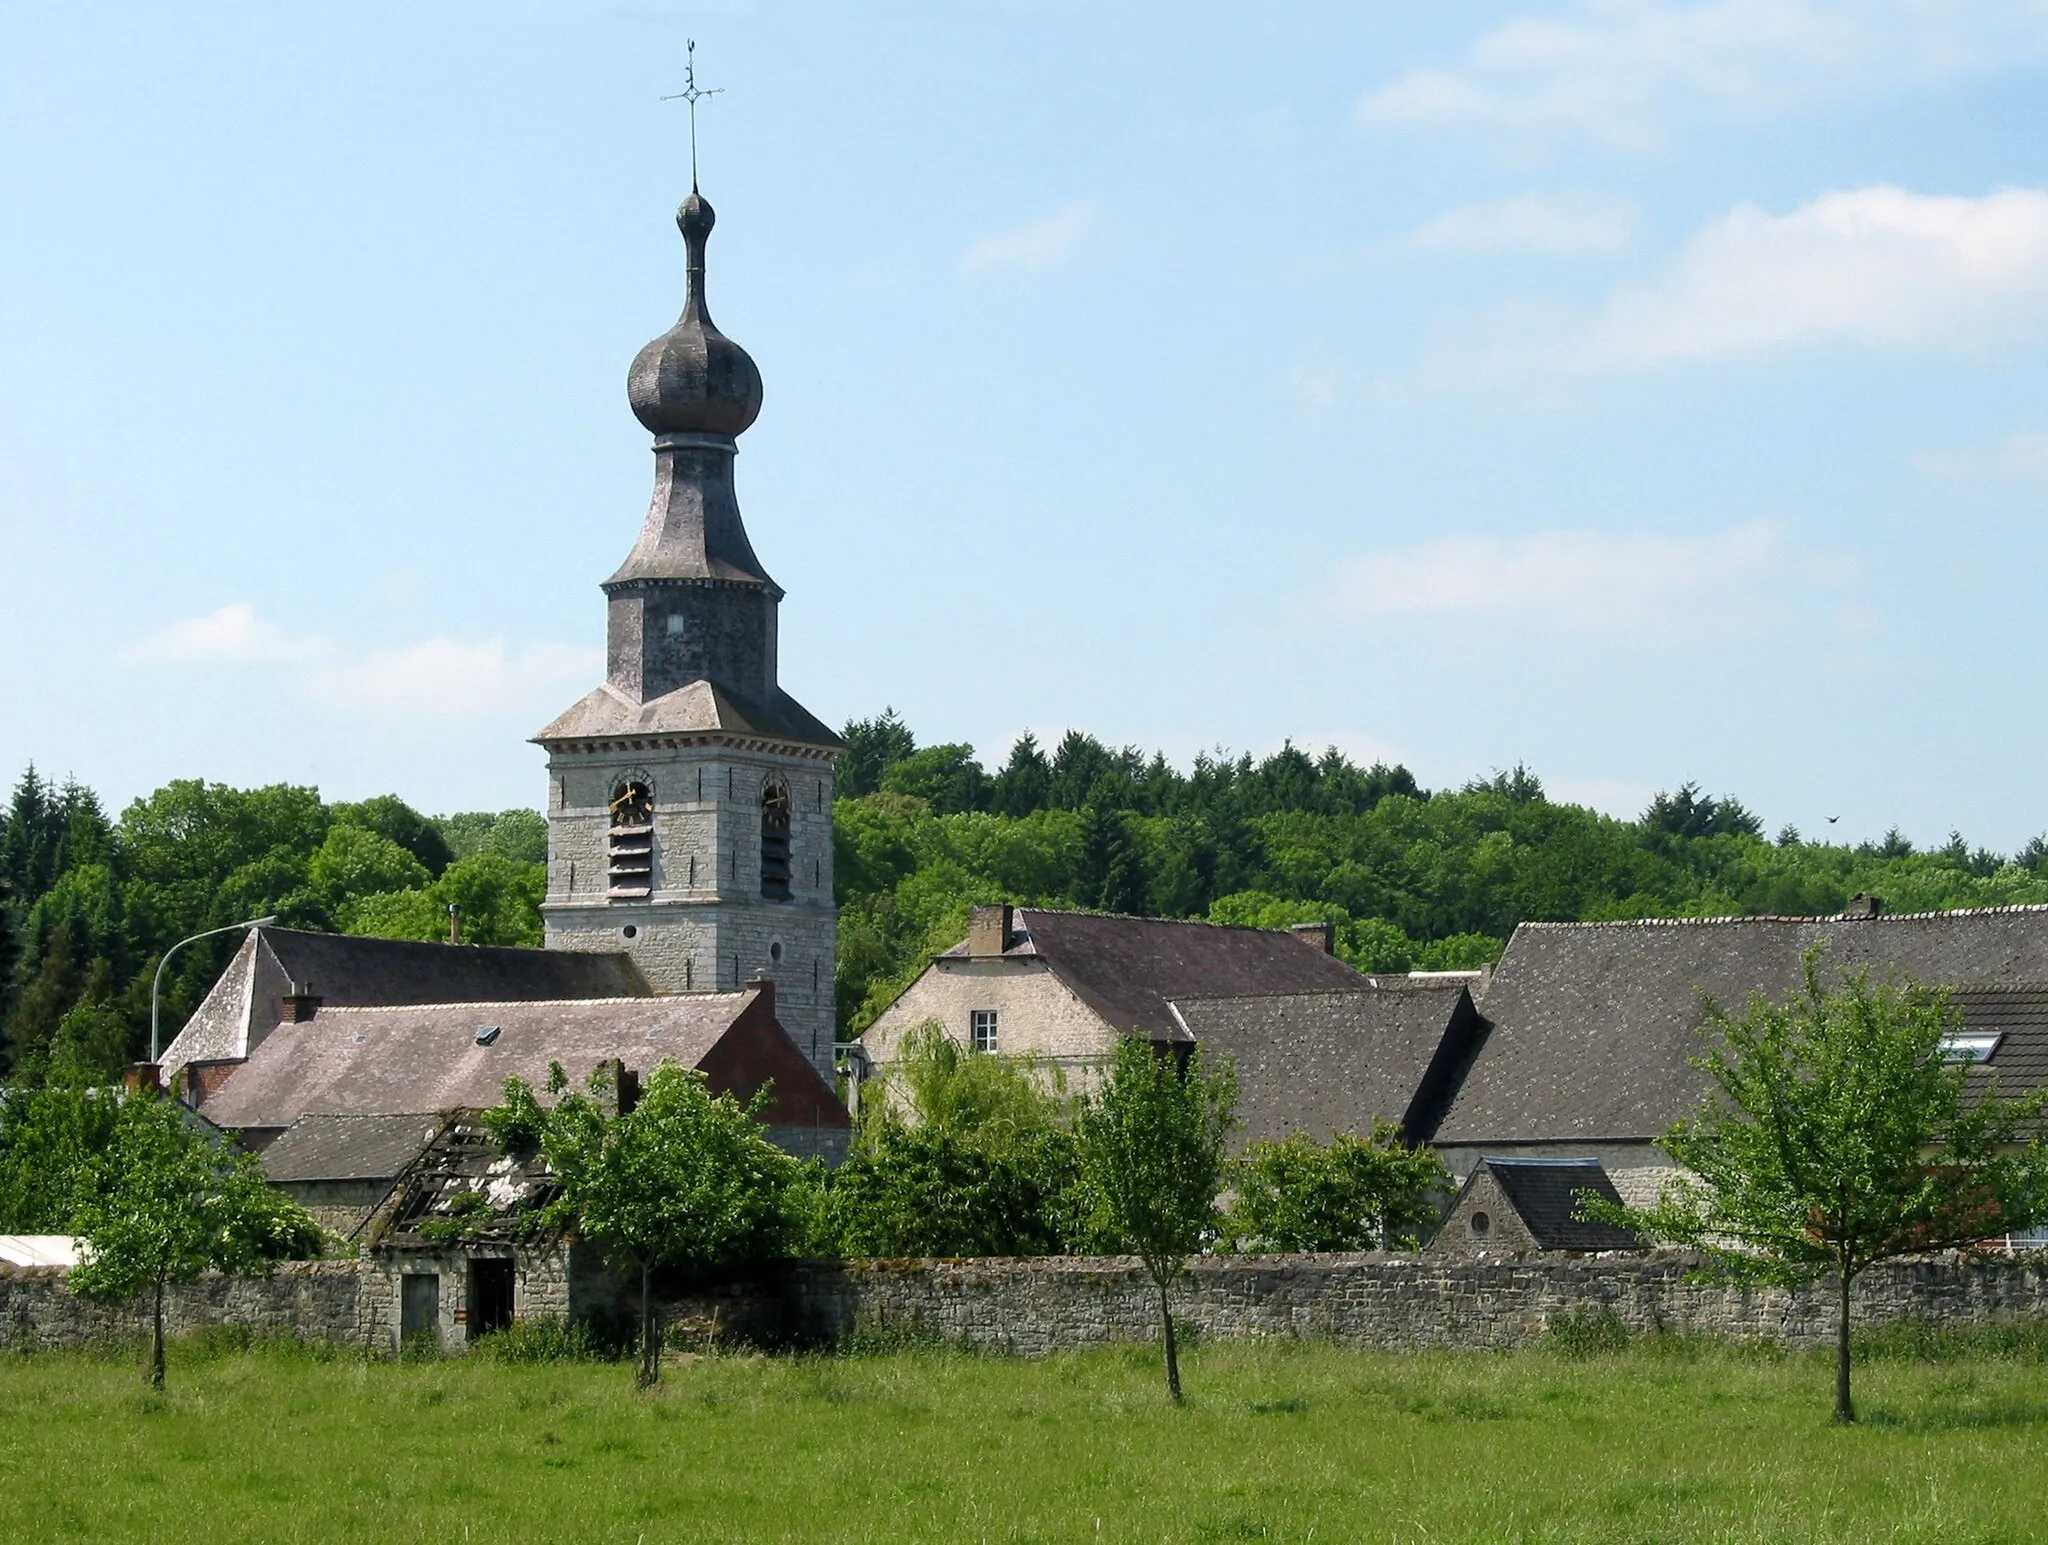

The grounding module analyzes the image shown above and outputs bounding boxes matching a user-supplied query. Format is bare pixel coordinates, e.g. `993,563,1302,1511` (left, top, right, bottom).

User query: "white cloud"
118,605,600,721
116,603,331,667
1330,521,1788,633
1357,0,2048,150
1582,186,2048,367
1408,191,1638,255
1912,427,2048,484
962,202,1095,274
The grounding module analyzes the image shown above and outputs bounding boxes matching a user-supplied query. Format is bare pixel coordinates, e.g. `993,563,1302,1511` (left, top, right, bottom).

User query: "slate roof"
534,679,839,748
1438,906,2048,1146
1948,986,2048,1107
196,988,838,1131
942,909,1375,1043
260,1113,442,1183
1481,1158,1641,1251
1169,982,1477,1147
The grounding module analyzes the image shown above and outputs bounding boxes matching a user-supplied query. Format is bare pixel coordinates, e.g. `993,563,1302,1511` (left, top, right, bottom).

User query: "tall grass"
3,1334,2047,1542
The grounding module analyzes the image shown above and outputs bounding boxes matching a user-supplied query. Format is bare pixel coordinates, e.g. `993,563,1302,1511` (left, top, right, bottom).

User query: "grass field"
4,1328,2048,1544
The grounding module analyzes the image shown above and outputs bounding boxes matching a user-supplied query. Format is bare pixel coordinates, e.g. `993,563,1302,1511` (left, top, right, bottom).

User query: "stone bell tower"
535,183,841,1079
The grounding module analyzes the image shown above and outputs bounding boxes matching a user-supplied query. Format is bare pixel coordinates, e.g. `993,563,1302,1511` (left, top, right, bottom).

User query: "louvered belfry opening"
760,777,792,900
608,778,655,899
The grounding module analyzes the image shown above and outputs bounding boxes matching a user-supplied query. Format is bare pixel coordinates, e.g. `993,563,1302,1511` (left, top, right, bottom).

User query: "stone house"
1429,1157,1641,1257
857,904,1481,1147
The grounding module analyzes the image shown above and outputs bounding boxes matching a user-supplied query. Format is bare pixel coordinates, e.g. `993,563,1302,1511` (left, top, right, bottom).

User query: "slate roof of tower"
195,987,846,1133
533,678,839,747
938,909,1378,1043
1477,1159,1642,1251
1168,982,1478,1147
260,1113,441,1184
1436,906,2048,1146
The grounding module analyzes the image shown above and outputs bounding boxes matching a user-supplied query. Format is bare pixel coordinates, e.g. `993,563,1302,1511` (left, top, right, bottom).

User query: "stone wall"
9,1252,2048,1358
785,1252,2048,1356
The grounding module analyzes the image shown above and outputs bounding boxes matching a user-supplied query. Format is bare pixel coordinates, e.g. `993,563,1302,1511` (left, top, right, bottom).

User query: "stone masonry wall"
9,1252,2048,1357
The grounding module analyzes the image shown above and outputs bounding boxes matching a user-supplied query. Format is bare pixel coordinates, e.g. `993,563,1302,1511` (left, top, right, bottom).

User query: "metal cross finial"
661,39,724,191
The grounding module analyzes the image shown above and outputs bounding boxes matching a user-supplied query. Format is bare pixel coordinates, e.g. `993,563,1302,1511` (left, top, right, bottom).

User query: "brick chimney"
280,981,322,1023
1842,893,1884,920
1290,921,1336,955
968,904,1013,957
124,1062,162,1094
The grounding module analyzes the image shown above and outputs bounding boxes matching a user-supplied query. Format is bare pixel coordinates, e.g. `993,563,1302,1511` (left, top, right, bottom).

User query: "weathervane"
661,39,724,190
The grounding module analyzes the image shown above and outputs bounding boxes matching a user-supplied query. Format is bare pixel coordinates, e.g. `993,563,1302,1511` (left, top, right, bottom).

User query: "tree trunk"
636,1262,660,1391
1834,1262,1855,1424
149,1273,166,1390
1157,1275,1182,1405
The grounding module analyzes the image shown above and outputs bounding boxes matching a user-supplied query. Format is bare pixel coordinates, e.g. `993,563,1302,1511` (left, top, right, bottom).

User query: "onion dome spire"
626,189,763,439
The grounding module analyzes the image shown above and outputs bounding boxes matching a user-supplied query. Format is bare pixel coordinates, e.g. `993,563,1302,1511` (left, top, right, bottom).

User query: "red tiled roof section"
1010,909,1374,1040
698,989,851,1129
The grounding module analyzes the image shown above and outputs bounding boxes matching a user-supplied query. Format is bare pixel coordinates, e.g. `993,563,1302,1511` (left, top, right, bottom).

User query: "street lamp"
150,915,278,1062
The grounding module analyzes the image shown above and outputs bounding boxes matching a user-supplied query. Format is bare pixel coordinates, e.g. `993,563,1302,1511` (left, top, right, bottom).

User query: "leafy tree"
1642,783,1764,841
492,1062,799,1388
308,825,431,909
825,1122,1078,1258
880,745,989,815
838,708,916,799
1221,1127,1447,1252
0,1078,120,1231
331,794,454,876
436,808,548,865
69,1091,321,1387
340,852,545,947
1589,952,2048,1423
991,733,1053,818
1074,1038,1236,1403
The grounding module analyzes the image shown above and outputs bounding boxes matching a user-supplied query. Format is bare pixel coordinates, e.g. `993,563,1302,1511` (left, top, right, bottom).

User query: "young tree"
1221,1126,1448,1253
1589,951,2048,1422
68,1091,321,1387
1075,1037,1236,1403
493,1062,799,1389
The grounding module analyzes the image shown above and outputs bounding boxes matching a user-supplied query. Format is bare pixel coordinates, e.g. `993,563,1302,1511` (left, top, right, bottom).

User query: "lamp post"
150,915,278,1062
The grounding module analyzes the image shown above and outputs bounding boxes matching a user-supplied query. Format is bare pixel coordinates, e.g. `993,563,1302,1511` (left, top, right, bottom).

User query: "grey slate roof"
1480,1158,1641,1251
534,679,839,748
944,909,1376,1043
1170,982,1478,1148
200,992,760,1130
260,1113,440,1183
1949,986,2048,1107
1438,906,2048,1146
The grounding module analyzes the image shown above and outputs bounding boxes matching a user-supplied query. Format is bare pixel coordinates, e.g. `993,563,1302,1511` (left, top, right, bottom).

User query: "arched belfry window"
760,777,792,901
608,778,654,899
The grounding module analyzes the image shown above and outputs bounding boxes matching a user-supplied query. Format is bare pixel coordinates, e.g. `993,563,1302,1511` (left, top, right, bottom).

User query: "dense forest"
4,713,2045,1082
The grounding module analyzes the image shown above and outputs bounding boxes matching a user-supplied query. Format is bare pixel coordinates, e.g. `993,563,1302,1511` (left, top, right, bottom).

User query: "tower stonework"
536,187,842,1079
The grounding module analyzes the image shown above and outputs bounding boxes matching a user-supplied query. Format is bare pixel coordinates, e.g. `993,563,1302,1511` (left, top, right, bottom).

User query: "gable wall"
862,958,1118,1092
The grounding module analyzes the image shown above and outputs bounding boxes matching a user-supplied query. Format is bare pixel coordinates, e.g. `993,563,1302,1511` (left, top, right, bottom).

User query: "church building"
535,184,842,1081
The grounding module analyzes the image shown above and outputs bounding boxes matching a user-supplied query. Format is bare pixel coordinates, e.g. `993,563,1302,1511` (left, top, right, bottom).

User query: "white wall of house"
861,957,1118,1095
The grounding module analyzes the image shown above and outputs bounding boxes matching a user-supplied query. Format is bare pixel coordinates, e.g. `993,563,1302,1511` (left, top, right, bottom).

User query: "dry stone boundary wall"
6,1252,2048,1356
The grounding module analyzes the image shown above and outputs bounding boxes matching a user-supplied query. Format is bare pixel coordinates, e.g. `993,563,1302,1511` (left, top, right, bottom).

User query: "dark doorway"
467,1258,515,1340
400,1273,439,1345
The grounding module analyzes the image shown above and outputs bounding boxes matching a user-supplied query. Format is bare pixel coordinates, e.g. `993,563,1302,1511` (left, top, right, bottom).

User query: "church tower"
535,185,841,1079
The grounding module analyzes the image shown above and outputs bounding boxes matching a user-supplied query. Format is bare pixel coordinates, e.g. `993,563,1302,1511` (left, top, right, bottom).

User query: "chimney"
124,1062,162,1094
280,981,322,1023
1842,892,1884,920
968,903,1013,957
746,970,776,1017
447,903,463,944
1290,921,1336,955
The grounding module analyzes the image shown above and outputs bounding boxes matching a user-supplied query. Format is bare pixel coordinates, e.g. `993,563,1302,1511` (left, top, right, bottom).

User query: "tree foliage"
491,1061,800,1387
1075,1039,1236,1402
1221,1126,1448,1252
1589,951,2048,1422
67,1091,320,1386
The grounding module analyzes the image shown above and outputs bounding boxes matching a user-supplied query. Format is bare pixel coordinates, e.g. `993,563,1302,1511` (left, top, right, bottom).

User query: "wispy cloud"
1407,191,1638,256
962,201,1095,274
118,605,600,721
1330,522,1789,634
1357,0,2048,150
1912,427,2048,484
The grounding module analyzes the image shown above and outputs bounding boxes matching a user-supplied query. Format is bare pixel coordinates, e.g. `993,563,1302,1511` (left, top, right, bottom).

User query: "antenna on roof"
660,38,724,191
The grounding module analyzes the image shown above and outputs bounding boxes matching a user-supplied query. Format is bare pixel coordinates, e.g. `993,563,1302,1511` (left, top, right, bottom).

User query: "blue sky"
6,2,2048,849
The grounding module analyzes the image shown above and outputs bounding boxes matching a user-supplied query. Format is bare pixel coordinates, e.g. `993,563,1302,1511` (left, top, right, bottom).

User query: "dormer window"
608,778,654,899
761,777,792,900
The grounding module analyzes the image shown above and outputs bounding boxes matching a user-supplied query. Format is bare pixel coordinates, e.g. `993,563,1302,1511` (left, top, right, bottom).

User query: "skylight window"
475,1026,502,1047
1939,1031,2001,1064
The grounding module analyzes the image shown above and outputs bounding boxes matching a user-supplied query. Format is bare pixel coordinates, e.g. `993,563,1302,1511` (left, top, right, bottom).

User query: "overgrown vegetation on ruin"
4,1333,2048,1543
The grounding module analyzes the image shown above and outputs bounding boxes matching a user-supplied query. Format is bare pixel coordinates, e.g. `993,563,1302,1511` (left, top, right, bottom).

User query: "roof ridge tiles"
1014,906,1327,936
1517,902,2048,932
306,994,747,1014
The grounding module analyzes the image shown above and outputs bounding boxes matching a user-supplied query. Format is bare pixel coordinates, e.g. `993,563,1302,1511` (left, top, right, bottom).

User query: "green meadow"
5,1330,2048,1544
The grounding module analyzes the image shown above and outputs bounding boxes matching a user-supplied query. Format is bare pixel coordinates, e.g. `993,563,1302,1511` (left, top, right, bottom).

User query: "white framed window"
970,1009,999,1054
1940,1031,2002,1063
